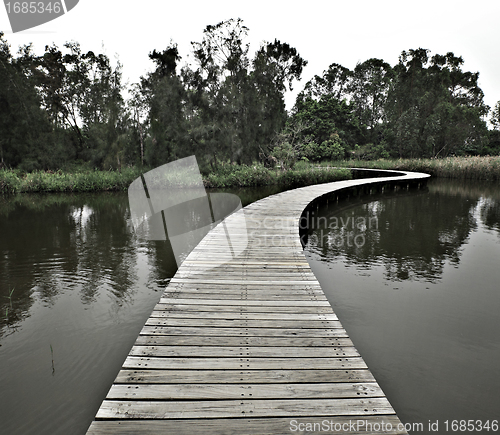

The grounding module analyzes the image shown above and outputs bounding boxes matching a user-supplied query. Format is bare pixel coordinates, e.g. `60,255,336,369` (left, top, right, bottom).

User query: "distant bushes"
0,164,352,194
302,136,345,162
3,156,499,195
203,163,352,188
331,156,500,181
0,167,144,194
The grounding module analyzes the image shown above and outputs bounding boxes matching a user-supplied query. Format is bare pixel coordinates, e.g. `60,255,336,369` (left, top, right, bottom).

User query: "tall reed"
330,156,500,181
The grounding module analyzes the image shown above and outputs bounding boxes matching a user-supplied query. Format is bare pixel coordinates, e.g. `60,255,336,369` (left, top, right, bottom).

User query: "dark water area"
0,186,282,435
304,178,500,433
1,179,499,434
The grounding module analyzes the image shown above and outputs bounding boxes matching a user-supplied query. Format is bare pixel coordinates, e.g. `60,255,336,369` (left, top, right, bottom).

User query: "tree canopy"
0,24,498,173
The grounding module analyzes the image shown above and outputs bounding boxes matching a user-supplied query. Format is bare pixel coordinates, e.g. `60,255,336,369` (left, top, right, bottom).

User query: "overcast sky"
1,0,499,112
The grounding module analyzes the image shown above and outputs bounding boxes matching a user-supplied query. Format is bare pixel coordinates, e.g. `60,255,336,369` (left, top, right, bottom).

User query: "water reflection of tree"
427,178,500,234
308,185,479,282
0,186,273,335
0,193,176,334
479,198,500,232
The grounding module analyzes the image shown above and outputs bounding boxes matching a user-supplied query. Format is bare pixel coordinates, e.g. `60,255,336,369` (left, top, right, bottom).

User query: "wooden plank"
175,270,317,276
149,311,338,320
164,284,324,291
106,382,383,400
182,261,311,266
169,279,320,285
128,345,360,358
87,416,407,435
96,397,396,419
157,298,331,306
122,356,367,370
152,304,336,313
145,318,341,329
159,292,328,301
177,272,316,277
115,369,376,384
139,326,348,337
146,318,343,328
135,335,354,347
163,285,324,292
162,287,326,294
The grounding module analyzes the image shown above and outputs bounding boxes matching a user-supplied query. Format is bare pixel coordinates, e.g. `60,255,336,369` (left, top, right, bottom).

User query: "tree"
32,42,129,167
348,58,393,143
0,33,56,170
486,101,500,154
188,19,253,165
138,44,195,167
252,39,307,156
300,62,352,101
293,61,367,158
491,101,500,131
384,49,489,158
291,93,363,160
184,19,307,166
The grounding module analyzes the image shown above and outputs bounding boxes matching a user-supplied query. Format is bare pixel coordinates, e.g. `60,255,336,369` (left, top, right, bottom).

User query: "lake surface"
304,178,500,433
0,186,282,435
1,178,499,434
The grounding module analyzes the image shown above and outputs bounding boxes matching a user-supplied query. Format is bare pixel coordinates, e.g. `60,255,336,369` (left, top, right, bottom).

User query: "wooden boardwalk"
87,170,429,434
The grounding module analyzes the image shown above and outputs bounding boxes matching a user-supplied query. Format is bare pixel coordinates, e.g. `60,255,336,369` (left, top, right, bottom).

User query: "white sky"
1,0,499,112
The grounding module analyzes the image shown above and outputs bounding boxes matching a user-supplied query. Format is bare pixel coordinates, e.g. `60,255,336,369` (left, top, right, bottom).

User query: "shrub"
302,134,345,161
0,170,21,194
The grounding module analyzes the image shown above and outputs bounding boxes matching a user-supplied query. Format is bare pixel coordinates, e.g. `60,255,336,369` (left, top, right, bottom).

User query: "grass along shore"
0,164,352,194
1,156,500,195
328,155,500,181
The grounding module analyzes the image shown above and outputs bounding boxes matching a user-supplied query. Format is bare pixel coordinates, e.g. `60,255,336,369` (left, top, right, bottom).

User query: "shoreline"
1,156,499,195
0,165,352,195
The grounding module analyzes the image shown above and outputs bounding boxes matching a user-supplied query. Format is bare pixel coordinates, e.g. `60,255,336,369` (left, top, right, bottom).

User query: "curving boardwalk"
86,170,430,435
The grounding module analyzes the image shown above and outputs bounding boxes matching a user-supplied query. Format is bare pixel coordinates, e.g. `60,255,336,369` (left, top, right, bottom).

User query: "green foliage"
302,135,345,161
293,48,492,161
203,163,274,187
333,156,500,181
277,166,352,188
269,142,299,170
348,58,394,143
1,27,500,177
384,49,489,158
0,169,21,194
293,94,363,148
203,162,351,188
350,142,390,160
491,101,500,131
0,167,143,194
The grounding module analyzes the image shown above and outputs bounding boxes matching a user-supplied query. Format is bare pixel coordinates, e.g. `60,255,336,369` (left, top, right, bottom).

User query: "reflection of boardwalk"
87,170,429,435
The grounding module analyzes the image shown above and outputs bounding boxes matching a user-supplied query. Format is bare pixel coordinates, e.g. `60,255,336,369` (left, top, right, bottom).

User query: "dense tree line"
293,49,499,160
1,20,500,173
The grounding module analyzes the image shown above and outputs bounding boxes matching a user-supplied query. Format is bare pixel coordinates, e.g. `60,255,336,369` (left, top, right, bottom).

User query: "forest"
1,18,500,173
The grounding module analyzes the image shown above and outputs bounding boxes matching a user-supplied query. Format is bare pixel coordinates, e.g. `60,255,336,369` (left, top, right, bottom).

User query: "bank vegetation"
2,19,500,194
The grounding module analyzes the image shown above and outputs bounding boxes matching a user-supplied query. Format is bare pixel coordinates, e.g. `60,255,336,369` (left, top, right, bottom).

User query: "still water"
304,179,500,433
0,187,281,435
0,179,499,434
